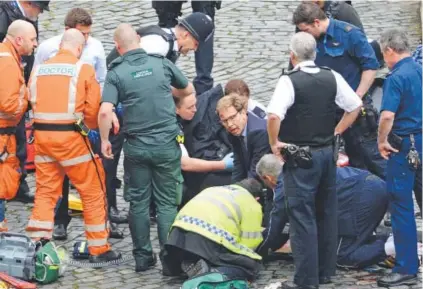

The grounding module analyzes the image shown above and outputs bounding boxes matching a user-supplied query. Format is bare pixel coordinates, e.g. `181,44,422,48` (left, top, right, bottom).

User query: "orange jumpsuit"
0,42,28,232
25,49,110,256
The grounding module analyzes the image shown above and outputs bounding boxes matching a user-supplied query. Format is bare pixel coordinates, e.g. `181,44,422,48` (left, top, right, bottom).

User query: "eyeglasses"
220,111,240,126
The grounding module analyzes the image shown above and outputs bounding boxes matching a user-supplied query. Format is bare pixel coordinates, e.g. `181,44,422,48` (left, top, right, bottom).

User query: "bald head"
7,19,36,38
5,20,37,56
113,23,140,54
59,29,85,58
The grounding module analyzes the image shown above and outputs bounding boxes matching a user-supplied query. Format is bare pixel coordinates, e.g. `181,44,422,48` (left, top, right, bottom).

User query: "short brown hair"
292,2,327,26
173,93,194,108
64,8,92,28
216,93,247,114
224,79,250,98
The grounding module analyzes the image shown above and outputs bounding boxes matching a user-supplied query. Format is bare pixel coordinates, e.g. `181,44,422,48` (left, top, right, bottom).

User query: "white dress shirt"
139,28,178,57
34,34,107,90
180,143,189,157
267,60,362,120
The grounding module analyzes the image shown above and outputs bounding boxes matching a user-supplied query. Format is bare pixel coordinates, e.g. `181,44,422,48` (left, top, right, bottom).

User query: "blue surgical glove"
223,152,234,171
115,103,123,118
88,130,100,145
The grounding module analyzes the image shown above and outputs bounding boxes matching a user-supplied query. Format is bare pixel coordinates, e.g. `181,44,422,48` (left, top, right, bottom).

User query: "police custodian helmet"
178,12,215,43
31,1,50,12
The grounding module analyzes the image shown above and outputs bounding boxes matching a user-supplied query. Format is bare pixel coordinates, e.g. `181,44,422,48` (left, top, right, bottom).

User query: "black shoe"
377,272,417,287
319,277,332,284
282,281,318,289
109,222,123,239
181,259,210,278
89,250,122,263
109,207,128,224
135,254,157,272
13,184,34,203
52,224,67,240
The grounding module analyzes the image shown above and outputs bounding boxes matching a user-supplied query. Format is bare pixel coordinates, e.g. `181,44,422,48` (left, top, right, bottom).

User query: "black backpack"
106,25,178,67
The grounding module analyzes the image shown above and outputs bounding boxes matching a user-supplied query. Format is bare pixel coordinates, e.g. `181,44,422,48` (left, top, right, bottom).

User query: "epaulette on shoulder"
148,53,165,59
386,67,399,78
108,56,123,70
344,25,353,32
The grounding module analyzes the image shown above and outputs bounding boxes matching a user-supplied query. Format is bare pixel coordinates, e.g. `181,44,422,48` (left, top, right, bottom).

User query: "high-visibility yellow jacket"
172,184,263,260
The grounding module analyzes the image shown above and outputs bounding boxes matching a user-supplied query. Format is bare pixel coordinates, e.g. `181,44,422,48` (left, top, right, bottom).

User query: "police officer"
293,2,386,180
267,32,362,288
99,24,194,272
152,1,221,95
0,0,50,203
377,29,422,288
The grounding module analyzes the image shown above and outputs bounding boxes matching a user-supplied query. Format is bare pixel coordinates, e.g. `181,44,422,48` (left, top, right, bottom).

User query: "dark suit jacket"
230,112,270,182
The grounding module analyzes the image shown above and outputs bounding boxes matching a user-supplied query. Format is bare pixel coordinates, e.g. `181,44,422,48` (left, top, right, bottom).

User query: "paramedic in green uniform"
98,23,194,272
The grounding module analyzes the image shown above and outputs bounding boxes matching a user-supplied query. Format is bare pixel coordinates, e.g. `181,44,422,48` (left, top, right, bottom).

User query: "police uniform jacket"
172,184,263,260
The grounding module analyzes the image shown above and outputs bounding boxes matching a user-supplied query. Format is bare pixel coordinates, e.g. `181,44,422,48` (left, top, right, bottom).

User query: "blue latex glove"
115,103,123,118
88,130,100,145
223,152,234,171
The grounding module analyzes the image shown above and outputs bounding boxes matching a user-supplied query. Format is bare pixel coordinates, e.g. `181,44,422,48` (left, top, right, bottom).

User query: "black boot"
109,206,128,224
377,272,417,287
109,222,123,239
89,250,122,263
13,181,34,203
181,259,210,278
52,224,67,240
135,254,157,272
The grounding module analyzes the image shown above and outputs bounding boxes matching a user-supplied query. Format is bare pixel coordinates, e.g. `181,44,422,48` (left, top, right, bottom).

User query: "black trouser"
342,96,387,180
284,146,337,287
103,127,125,210
15,116,29,195
55,177,71,226
152,0,215,95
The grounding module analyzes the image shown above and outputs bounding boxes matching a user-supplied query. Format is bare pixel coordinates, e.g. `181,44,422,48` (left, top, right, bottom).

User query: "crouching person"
162,178,264,281
256,154,393,270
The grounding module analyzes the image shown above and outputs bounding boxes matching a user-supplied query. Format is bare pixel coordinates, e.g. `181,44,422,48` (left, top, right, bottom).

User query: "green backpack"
34,241,67,284
182,272,249,289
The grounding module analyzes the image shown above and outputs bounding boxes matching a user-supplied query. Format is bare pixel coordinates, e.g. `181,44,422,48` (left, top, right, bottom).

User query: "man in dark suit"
216,93,270,183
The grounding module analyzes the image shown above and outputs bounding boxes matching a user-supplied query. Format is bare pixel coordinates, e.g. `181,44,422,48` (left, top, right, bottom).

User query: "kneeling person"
162,179,264,280
257,154,393,269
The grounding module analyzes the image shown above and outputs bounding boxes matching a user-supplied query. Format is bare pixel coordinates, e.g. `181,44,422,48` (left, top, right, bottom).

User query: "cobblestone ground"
6,1,423,288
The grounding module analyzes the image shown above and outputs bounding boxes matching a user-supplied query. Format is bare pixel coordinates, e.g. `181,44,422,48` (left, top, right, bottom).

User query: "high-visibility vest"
173,185,263,260
29,59,85,124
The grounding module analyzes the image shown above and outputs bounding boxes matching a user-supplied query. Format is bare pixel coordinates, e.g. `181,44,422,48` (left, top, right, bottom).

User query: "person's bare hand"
112,112,120,135
271,141,287,161
378,141,398,160
101,140,113,159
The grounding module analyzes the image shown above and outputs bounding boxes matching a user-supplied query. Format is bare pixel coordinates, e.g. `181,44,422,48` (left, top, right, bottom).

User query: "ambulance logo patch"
131,69,153,79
